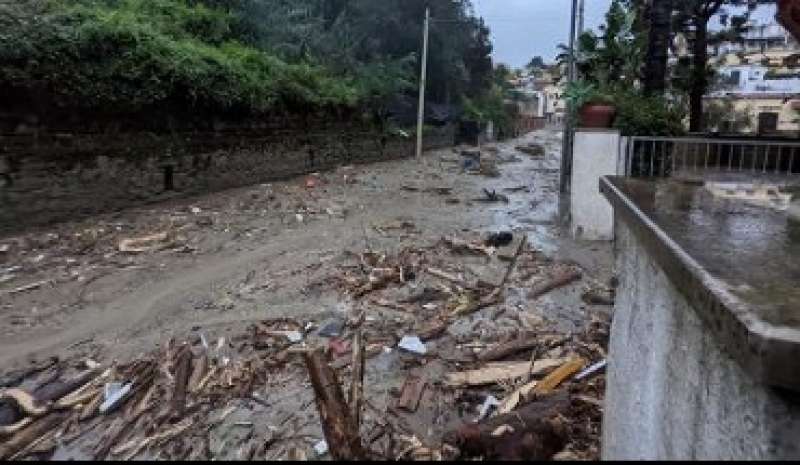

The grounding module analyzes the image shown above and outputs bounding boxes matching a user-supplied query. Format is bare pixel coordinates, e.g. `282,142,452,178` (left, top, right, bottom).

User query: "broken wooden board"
528,269,582,299
533,357,587,395
396,376,427,413
444,358,568,387
496,379,538,415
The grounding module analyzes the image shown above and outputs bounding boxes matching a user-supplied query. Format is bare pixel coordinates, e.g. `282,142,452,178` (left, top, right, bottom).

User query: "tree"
643,0,674,95
526,56,545,71
570,0,645,88
673,0,726,131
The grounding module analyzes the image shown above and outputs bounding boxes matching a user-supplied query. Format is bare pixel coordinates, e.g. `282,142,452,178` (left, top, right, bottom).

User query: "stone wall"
602,219,800,460
0,125,454,234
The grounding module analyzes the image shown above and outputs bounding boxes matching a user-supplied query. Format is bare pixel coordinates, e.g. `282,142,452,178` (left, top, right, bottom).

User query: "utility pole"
577,0,585,36
416,7,430,160
560,0,579,193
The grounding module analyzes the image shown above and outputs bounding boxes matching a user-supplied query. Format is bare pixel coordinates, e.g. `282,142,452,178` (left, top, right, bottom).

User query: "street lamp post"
560,0,579,193
416,7,431,160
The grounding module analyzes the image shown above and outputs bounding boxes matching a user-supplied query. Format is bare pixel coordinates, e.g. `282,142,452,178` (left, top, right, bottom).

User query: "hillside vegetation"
0,0,493,121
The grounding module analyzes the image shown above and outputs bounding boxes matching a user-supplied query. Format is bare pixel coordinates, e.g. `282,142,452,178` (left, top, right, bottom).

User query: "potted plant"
565,81,617,128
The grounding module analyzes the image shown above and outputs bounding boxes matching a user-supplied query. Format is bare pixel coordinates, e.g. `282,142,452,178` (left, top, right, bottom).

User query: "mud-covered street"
0,130,614,460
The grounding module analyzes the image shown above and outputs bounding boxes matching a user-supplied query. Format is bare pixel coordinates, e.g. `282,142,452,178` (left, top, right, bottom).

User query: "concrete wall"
570,130,622,241
0,125,454,234
603,219,800,460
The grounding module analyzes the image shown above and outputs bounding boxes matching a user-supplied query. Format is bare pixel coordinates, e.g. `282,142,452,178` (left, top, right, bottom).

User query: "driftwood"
444,358,567,387
188,354,208,393
349,331,365,429
39,367,102,406
582,289,615,306
477,337,540,363
528,269,582,299
425,267,471,289
495,236,527,292
445,392,570,460
0,389,48,418
304,349,365,460
418,318,450,342
172,345,193,418
0,412,66,460
477,333,566,363
442,237,496,257
495,358,587,416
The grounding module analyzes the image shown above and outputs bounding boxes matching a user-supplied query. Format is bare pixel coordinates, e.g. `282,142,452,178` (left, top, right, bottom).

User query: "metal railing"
622,136,800,178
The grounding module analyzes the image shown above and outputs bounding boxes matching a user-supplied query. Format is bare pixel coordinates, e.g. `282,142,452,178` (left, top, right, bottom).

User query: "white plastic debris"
200,333,209,350
313,440,329,456
475,395,500,422
85,359,101,370
268,330,303,343
575,359,607,381
398,335,427,355
191,207,202,214
100,382,132,414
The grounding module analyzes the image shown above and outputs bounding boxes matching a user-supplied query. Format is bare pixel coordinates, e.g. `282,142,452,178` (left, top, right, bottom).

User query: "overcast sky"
473,0,612,68
472,1,779,69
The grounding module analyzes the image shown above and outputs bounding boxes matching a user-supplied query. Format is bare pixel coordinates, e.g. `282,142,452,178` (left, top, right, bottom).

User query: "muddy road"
0,129,614,460
0,129,610,369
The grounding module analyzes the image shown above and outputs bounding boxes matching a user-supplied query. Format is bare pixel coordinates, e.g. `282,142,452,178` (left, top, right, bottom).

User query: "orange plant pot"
579,104,617,128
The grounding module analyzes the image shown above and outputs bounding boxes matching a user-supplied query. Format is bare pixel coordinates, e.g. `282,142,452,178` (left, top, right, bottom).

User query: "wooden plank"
533,358,587,395
528,269,582,299
396,376,427,413
444,358,567,387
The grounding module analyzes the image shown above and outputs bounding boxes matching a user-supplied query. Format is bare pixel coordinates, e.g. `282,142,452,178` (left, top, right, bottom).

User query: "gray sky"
473,0,612,68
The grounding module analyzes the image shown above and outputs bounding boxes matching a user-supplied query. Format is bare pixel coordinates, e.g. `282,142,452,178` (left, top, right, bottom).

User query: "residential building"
704,2,800,134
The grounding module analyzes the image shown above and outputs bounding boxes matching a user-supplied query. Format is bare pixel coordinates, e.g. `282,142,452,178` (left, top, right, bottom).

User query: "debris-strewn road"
0,129,614,460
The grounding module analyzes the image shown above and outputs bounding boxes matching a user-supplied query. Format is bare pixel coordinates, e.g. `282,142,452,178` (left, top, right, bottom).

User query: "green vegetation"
0,0,493,120
562,0,686,136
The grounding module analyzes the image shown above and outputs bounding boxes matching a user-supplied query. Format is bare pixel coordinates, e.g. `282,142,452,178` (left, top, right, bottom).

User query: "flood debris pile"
0,229,609,461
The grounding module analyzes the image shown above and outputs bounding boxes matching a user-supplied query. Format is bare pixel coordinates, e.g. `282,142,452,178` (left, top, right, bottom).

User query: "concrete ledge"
600,175,800,390
603,216,800,459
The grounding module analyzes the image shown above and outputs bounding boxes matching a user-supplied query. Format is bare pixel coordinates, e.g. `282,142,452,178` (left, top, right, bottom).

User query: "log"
303,349,365,460
188,354,208,393
349,331,365,429
37,367,101,405
495,236,527,291
418,318,450,342
444,358,567,387
443,392,570,460
528,269,582,299
0,412,66,460
172,345,193,418
477,334,566,362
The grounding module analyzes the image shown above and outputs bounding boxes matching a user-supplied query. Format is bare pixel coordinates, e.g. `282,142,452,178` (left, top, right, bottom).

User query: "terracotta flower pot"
579,103,617,128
